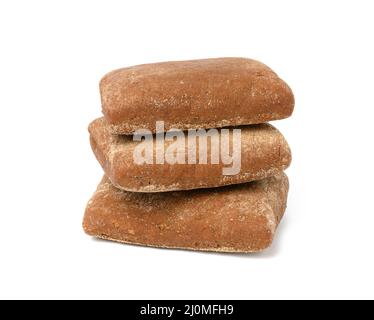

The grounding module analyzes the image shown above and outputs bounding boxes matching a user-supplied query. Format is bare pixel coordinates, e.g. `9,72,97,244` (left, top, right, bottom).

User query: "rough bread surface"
100,57,295,134
83,173,289,253
89,117,292,192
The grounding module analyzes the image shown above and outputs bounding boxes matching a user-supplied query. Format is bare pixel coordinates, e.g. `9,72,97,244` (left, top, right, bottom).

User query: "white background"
1,0,373,300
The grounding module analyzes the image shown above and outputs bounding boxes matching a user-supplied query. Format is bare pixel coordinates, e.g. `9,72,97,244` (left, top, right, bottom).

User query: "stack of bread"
83,58,294,253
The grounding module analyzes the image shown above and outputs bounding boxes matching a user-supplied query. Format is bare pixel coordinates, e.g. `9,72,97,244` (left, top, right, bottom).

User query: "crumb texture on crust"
99,57,294,134
83,173,289,253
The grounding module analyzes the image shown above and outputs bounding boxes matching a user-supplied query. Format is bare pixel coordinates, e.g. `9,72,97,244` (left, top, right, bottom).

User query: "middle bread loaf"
89,118,291,192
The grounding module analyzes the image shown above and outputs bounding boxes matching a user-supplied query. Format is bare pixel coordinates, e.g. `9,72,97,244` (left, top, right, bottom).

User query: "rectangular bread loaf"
83,173,289,253
89,117,291,192
100,57,294,134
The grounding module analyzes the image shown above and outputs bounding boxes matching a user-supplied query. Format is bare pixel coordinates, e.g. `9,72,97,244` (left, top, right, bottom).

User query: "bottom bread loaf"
83,173,289,253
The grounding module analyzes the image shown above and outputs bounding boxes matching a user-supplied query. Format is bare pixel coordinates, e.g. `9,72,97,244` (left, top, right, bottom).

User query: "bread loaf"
89,117,291,192
83,173,289,253
100,58,294,134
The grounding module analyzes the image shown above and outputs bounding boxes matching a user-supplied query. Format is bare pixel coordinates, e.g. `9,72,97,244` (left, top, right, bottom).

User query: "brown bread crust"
83,173,289,253
100,58,294,134
89,117,292,192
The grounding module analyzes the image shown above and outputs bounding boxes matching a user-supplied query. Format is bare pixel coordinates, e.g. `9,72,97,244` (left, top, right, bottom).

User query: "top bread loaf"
100,58,294,134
